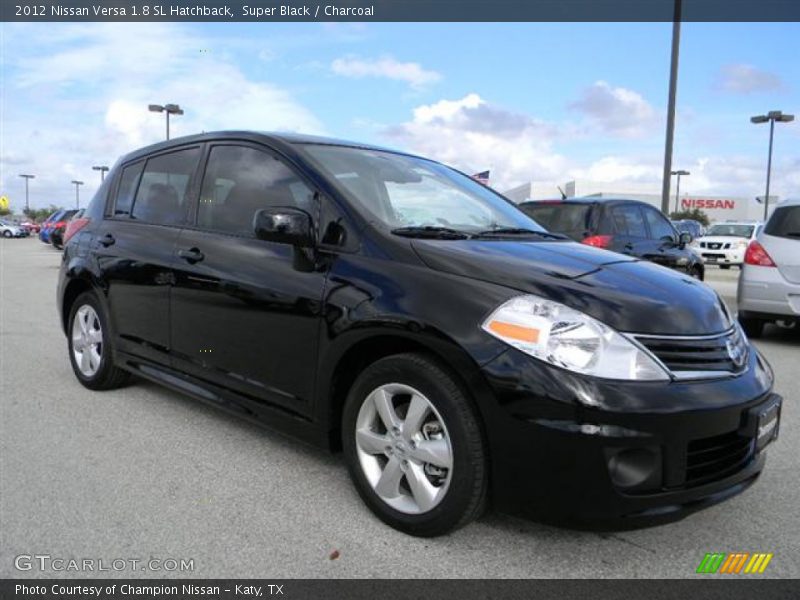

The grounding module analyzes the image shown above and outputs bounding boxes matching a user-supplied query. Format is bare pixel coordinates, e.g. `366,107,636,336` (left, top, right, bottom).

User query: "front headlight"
482,295,669,381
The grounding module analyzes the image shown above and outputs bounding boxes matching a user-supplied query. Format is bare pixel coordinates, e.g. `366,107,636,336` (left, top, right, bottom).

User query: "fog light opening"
608,448,659,489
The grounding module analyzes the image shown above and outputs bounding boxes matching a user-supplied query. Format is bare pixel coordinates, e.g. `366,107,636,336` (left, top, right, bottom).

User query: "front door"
169,143,326,417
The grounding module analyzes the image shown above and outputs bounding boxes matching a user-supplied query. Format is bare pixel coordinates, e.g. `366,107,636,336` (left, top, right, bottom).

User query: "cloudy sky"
1,21,798,210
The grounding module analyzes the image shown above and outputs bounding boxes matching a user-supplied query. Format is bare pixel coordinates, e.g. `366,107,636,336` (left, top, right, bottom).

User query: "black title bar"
2,0,800,22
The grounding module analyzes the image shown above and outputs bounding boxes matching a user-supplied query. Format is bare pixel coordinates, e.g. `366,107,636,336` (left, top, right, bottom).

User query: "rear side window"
765,206,800,239
113,161,144,217
131,147,201,226
611,205,647,238
197,145,315,236
520,203,592,237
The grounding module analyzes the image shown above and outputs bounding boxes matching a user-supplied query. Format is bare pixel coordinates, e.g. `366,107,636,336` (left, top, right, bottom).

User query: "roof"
118,130,409,164
519,197,646,206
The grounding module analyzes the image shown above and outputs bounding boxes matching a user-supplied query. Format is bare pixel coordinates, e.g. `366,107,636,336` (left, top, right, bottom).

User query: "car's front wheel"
67,291,130,390
2,230,11,238
342,353,488,537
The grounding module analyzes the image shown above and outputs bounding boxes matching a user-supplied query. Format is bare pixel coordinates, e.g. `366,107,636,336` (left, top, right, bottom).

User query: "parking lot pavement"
1,237,798,579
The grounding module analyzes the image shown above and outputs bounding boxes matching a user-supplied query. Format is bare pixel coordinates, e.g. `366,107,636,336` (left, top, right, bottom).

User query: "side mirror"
253,207,313,247
678,232,692,246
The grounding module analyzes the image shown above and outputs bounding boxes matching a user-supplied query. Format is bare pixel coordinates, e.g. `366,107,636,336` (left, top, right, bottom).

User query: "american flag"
472,170,490,186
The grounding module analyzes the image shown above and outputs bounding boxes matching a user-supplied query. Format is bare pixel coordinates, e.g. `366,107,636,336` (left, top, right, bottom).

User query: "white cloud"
331,55,441,89
383,94,568,190
1,23,322,210
570,81,659,138
716,64,786,94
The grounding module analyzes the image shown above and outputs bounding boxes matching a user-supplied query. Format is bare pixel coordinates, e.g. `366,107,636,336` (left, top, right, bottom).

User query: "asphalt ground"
1,236,798,578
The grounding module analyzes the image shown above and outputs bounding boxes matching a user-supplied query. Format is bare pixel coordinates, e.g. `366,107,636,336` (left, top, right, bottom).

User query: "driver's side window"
643,207,676,241
197,145,314,237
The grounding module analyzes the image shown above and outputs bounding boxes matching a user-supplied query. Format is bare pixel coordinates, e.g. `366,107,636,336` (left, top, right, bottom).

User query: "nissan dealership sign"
682,198,736,210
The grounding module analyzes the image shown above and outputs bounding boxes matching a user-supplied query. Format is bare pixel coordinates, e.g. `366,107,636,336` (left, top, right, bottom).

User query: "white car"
737,199,800,337
0,220,25,238
692,221,763,269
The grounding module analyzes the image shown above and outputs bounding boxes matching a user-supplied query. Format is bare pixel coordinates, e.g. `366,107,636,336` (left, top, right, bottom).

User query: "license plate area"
753,397,781,451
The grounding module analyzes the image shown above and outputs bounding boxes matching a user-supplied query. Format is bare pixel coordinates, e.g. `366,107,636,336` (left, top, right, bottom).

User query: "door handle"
624,243,634,252
98,233,115,247
178,247,204,263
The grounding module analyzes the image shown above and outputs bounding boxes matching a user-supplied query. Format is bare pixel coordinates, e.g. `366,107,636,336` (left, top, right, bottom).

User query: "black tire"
720,265,731,270
2,230,11,238
67,291,130,390
739,316,765,339
342,353,488,537
689,266,704,280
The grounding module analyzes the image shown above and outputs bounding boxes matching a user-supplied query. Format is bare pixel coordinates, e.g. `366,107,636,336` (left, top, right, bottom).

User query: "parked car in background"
519,198,704,279
20,220,41,234
61,209,87,246
692,221,762,269
0,219,26,238
50,209,79,249
738,199,800,337
39,210,63,244
59,132,780,536
672,219,705,240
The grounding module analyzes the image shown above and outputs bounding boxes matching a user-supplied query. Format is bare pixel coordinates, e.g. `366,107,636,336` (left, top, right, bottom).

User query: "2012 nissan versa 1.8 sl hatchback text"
58,132,781,536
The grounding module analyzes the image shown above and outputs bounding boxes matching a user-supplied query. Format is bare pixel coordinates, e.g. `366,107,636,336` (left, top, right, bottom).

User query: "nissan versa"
58,132,781,536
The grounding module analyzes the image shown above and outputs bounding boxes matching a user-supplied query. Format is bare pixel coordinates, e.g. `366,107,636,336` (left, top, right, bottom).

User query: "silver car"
737,198,800,337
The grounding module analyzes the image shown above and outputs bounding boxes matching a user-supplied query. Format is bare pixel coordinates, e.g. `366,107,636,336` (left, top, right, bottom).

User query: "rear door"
94,145,203,366
761,205,800,284
169,142,327,417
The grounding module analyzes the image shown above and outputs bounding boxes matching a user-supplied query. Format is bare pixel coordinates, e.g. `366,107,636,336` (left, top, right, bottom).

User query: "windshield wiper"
391,225,472,240
473,227,567,240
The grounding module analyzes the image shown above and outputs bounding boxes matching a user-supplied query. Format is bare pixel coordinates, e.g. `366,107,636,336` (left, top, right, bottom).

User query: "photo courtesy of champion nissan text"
57,131,782,537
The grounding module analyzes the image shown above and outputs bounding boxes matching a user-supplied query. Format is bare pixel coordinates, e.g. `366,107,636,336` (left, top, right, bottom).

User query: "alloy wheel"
72,304,103,377
354,383,453,514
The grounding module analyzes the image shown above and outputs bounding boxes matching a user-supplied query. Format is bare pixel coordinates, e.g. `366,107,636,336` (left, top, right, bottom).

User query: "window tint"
131,147,201,225
114,161,144,217
611,205,647,238
521,203,592,236
765,206,800,239
642,207,675,240
198,145,314,236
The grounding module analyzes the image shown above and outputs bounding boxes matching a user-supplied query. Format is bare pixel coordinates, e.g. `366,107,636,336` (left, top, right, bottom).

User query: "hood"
412,239,731,336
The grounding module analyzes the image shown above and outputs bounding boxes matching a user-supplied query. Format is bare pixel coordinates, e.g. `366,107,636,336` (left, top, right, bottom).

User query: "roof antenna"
557,185,567,200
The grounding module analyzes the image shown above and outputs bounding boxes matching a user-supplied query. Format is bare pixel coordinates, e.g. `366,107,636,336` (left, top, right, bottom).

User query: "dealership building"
503,179,773,223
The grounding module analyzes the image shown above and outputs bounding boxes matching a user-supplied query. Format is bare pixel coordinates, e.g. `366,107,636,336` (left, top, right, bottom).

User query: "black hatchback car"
59,132,780,536
519,198,705,280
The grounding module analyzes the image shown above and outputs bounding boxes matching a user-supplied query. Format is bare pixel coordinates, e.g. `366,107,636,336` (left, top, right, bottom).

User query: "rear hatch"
518,201,592,242
761,204,800,283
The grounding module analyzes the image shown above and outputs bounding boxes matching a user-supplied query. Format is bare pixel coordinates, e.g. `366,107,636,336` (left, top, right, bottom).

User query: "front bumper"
697,247,746,265
478,345,778,528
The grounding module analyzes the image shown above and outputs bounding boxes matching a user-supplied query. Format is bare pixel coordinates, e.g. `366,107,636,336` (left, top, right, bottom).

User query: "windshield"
706,224,754,238
301,144,545,234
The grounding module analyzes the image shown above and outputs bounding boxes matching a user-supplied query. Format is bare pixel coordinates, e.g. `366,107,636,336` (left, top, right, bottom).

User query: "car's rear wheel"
342,353,488,537
739,316,765,339
68,291,130,390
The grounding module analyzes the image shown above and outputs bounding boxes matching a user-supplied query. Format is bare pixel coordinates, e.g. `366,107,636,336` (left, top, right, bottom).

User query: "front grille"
634,327,748,378
686,431,754,486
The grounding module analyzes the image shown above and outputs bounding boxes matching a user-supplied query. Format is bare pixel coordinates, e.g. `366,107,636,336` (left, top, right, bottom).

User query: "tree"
669,208,710,227
0,207,10,217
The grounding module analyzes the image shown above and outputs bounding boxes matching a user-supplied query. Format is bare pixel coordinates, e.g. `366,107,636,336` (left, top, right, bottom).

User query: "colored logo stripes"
696,553,773,574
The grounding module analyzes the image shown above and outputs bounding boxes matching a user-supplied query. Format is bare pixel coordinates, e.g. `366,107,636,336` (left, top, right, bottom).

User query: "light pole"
751,110,794,221
92,165,109,182
660,0,683,213
148,103,184,140
71,180,84,209
670,170,690,214
19,174,35,213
